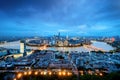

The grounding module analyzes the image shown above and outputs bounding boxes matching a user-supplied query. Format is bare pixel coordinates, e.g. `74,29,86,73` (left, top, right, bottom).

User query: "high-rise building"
58,32,60,39
66,35,69,40
20,40,26,57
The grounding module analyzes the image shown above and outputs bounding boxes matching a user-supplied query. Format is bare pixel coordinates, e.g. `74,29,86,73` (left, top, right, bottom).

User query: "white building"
20,40,26,57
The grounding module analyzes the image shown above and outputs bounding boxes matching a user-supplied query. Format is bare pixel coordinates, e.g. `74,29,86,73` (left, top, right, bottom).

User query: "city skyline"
0,0,120,36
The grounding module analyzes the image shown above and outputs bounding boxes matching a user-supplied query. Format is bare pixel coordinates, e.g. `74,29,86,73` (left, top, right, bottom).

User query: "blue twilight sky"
0,0,120,36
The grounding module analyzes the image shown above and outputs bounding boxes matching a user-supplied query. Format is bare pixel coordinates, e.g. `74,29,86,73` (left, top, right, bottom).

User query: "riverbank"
0,41,114,52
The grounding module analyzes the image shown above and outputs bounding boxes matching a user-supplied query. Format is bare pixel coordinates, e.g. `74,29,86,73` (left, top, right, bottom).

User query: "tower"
20,40,27,57
66,35,69,40
58,32,60,40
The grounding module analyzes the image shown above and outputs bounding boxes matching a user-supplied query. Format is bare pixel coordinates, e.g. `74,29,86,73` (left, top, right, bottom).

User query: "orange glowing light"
28,71,32,75
63,72,66,76
59,72,62,76
17,73,22,78
49,72,52,75
34,71,38,75
67,72,71,76
13,78,17,80
24,72,27,75
99,73,103,76
44,71,47,75
41,72,43,75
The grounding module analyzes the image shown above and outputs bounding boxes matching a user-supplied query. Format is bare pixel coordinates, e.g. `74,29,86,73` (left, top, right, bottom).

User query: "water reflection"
0,41,114,52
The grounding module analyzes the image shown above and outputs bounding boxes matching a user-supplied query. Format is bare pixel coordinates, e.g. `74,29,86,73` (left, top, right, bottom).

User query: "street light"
41,72,43,75
13,78,16,80
63,72,66,76
58,72,62,76
28,71,32,75
49,72,52,75
67,72,71,76
17,73,22,79
34,71,38,75
24,72,27,75
44,71,47,75
99,73,103,76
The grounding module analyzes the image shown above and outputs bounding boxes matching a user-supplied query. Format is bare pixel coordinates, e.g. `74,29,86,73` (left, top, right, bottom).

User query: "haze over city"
0,0,120,36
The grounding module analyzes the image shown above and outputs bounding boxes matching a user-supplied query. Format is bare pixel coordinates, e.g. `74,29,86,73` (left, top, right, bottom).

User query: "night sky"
0,0,120,36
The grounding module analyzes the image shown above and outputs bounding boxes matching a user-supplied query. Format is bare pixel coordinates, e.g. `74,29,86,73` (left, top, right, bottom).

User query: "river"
0,41,114,52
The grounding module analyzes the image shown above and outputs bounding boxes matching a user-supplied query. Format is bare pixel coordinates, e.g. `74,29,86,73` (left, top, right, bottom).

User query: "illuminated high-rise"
20,40,26,57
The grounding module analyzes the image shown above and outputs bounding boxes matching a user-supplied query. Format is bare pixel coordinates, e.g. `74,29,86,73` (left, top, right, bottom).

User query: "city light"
28,71,32,75
49,72,52,75
43,71,47,75
24,72,27,75
95,73,98,75
67,72,71,76
80,70,84,75
63,72,66,76
0,0,120,80
58,72,62,76
34,71,38,75
58,71,72,76
88,70,92,75
13,78,17,80
99,73,103,76
41,72,43,75
81,73,84,76
17,73,22,79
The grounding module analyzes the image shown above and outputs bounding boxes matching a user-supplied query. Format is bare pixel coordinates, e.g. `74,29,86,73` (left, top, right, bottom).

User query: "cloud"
0,0,120,36
0,0,59,18
43,22,60,27
77,25,88,30
91,26,108,31
58,29,70,32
